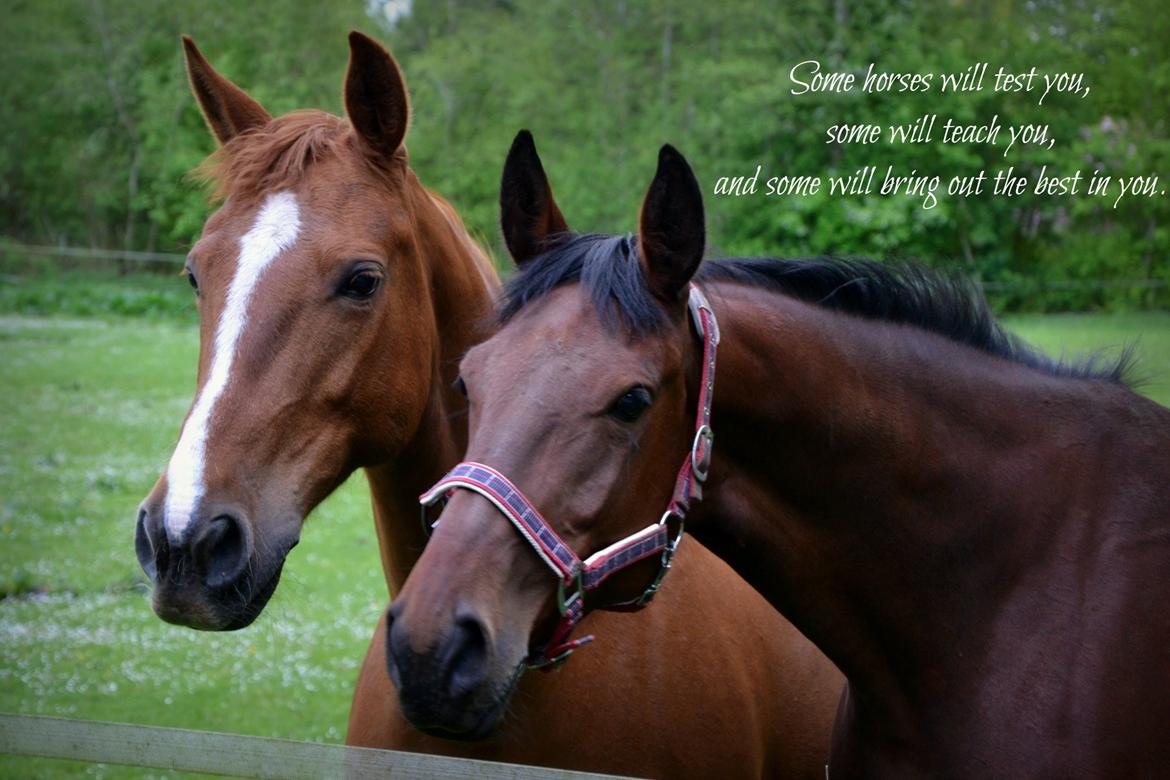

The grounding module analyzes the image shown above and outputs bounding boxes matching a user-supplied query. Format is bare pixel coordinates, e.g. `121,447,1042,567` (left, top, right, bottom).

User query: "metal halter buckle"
687,286,715,341
556,570,585,617
691,424,714,482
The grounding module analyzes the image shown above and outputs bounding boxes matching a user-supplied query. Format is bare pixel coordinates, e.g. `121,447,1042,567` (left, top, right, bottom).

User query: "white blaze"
164,191,301,540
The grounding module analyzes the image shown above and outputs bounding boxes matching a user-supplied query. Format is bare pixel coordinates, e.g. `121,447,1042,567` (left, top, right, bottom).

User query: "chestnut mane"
197,110,357,202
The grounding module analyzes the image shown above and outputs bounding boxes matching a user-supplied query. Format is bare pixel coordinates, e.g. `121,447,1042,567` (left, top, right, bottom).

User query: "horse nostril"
384,602,410,689
194,514,250,589
444,614,489,700
134,507,167,583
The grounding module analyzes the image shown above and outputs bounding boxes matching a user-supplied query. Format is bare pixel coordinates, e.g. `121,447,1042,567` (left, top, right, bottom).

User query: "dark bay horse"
392,134,1170,776
133,34,842,777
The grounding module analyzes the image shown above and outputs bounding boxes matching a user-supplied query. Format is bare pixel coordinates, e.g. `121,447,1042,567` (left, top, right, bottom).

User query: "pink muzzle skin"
419,284,720,669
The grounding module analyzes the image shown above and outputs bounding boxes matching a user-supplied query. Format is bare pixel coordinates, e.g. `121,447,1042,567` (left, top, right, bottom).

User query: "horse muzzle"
135,502,295,630
383,601,520,740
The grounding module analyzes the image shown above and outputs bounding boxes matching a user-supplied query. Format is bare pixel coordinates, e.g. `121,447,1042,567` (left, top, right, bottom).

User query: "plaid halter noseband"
419,284,720,669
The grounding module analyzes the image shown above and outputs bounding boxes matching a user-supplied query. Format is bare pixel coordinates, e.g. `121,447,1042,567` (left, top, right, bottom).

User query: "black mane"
498,233,1132,383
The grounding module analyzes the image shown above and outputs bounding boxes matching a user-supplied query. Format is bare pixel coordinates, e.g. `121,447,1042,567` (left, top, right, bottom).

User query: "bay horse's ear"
345,31,409,159
500,130,570,265
638,145,705,303
181,36,271,146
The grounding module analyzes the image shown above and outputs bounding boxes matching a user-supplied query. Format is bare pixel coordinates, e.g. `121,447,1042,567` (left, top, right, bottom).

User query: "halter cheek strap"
419,284,720,669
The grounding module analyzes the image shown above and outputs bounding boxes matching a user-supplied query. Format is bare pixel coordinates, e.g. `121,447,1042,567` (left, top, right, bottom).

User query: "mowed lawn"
1004,312,1170,405
1,307,1167,778
0,315,386,778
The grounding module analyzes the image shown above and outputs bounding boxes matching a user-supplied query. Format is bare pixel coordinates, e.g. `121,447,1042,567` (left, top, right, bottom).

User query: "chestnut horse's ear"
345,31,409,159
638,145,705,303
500,130,570,265
181,36,271,145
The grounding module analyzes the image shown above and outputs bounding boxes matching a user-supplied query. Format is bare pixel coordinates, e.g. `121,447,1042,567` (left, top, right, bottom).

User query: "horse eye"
452,376,468,397
341,269,382,299
185,268,198,294
609,386,652,423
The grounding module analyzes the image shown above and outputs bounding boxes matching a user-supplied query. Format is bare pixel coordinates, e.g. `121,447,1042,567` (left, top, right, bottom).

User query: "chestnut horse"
393,136,1170,777
133,33,842,777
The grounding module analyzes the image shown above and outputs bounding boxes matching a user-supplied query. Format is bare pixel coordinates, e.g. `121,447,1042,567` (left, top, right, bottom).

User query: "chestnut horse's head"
135,33,483,630
385,133,708,736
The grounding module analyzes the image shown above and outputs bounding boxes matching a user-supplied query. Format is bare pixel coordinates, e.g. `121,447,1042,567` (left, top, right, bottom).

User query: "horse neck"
364,171,499,595
693,281,1128,737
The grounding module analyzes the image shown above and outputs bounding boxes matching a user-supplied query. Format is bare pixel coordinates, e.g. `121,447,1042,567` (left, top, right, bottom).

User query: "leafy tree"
1,0,1165,310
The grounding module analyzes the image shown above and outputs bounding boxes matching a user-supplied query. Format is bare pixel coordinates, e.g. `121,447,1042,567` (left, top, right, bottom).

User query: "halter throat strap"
418,283,720,668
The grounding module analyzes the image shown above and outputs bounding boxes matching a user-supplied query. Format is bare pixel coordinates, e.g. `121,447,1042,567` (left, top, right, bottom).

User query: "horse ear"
181,36,271,146
345,31,409,158
499,130,570,265
638,145,705,302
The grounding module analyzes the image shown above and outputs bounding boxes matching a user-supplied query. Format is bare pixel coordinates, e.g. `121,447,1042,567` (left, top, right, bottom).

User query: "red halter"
419,284,720,668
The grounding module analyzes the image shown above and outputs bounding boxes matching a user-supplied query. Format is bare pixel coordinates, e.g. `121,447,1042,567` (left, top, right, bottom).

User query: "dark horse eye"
609,386,652,423
341,269,382,299
452,376,468,397
185,268,198,294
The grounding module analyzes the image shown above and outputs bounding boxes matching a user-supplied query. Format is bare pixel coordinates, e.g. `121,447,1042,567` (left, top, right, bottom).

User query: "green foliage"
1,0,1167,311
0,0,366,254
0,269,197,321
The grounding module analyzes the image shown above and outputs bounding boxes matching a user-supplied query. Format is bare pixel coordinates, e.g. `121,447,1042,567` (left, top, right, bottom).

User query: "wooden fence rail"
1,243,187,267
0,714,636,780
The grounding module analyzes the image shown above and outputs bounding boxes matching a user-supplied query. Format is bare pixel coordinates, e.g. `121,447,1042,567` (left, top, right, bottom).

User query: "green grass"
1004,311,1170,406
0,306,1166,777
0,316,385,778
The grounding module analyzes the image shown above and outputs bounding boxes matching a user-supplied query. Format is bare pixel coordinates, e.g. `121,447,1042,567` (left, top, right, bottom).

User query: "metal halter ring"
636,509,686,606
660,509,686,564
419,493,447,538
691,424,715,482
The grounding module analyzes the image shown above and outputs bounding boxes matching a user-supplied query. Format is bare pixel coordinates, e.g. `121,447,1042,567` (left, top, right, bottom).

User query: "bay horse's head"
136,33,465,630
386,133,707,734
